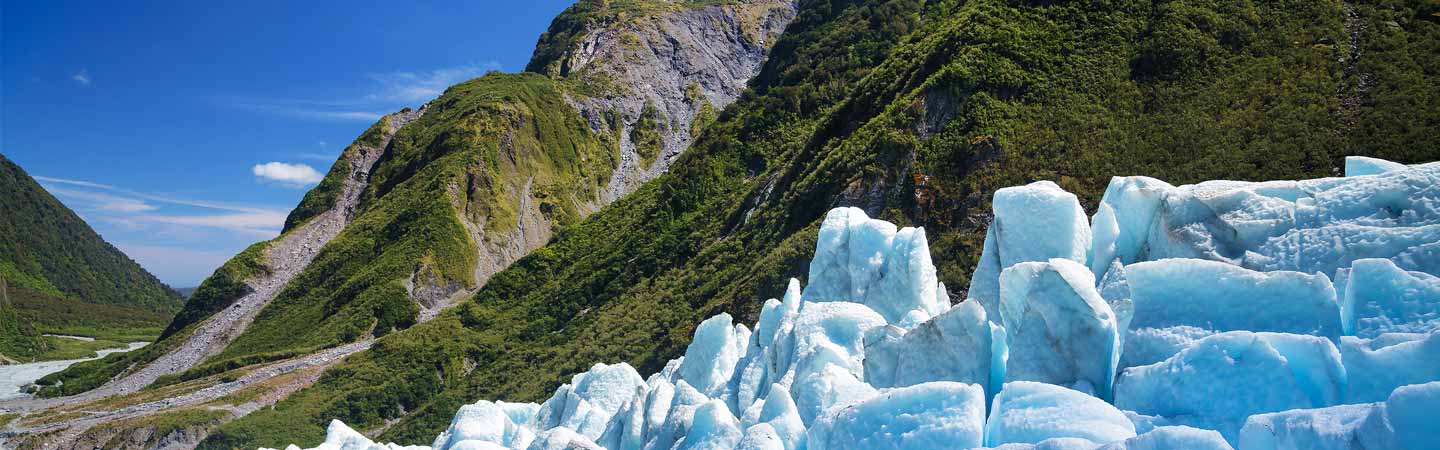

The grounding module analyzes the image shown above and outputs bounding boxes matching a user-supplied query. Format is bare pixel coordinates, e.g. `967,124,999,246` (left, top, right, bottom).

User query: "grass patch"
26,336,127,361
33,325,193,397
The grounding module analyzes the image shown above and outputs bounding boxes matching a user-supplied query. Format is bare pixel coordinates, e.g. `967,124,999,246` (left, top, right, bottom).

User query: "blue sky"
2,1,577,286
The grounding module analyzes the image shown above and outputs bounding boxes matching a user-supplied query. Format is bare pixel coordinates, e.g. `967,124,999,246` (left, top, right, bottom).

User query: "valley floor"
0,340,371,450
0,341,147,401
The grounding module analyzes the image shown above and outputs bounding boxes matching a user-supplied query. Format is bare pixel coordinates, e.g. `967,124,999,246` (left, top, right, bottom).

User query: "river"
0,341,148,400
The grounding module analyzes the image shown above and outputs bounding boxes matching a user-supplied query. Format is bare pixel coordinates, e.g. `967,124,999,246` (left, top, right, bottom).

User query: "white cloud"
72,69,91,85
38,176,277,214
252,162,324,187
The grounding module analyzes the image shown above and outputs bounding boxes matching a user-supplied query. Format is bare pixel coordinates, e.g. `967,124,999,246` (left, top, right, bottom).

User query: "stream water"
0,341,147,400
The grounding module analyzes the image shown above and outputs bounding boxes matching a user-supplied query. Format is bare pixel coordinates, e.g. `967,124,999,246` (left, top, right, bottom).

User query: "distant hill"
0,153,183,359
174,287,197,299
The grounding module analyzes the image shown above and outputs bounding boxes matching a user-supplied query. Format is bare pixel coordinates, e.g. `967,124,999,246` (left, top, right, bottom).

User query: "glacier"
263,157,1440,450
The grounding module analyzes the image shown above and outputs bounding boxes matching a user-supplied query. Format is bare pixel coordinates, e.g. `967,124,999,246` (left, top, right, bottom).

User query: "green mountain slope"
0,154,181,360
30,0,795,437
193,0,1440,447
0,154,182,314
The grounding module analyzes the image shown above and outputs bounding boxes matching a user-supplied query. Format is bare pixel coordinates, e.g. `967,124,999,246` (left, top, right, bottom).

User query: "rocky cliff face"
555,1,796,202
418,0,797,313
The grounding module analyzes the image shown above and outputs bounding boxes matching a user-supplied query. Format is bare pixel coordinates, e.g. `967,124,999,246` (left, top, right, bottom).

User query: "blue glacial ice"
970,181,1093,322
985,381,1135,447
1345,156,1410,177
807,381,985,450
863,297,1005,400
1113,331,1345,442
998,259,1120,400
268,157,1440,450
804,207,948,328
432,401,541,450
534,362,647,440
1118,258,1344,369
1340,258,1440,338
1338,331,1440,404
971,426,1233,450
1238,381,1440,450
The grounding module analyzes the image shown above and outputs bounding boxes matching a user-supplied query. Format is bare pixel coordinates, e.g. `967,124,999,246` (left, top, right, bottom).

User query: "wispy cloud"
365,62,501,103
296,152,339,162
217,62,499,122
252,162,324,187
71,69,91,85
34,175,116,190
218,97,384,122
114,243,242,287
140,211,289,236
36,176,289,237
45,186,157,213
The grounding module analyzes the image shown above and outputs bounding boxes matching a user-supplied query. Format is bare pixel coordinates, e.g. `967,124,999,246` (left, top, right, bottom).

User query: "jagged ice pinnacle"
264,157,1440,450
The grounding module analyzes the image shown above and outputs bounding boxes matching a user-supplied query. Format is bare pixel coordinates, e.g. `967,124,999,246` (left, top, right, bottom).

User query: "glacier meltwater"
264,157,1440,450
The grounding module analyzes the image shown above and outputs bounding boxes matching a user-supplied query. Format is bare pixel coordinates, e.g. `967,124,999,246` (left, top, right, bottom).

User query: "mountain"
0,154,182,361
197,0,1438,447
10,0,1439,448
14,0,797,447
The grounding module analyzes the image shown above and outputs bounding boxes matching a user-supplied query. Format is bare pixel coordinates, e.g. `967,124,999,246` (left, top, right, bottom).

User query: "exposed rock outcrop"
411,0,798,315
564,1,797,202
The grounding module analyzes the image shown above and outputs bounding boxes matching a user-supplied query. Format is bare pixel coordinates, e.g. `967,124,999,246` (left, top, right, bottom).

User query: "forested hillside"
0,154,181,361
192,0,1440,448
0,155,182,314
